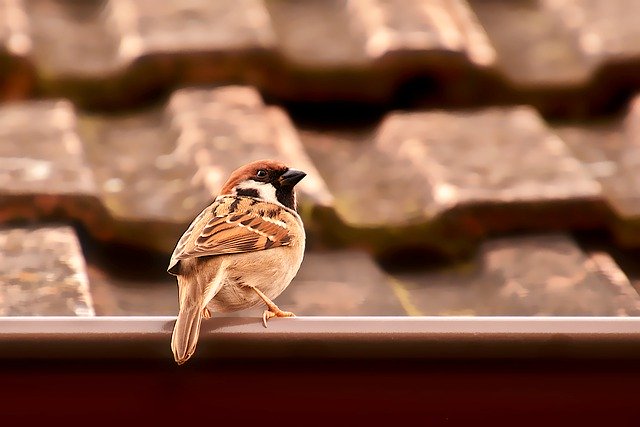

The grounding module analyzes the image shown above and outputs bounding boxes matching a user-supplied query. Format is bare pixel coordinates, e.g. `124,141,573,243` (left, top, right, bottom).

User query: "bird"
168,159,307,365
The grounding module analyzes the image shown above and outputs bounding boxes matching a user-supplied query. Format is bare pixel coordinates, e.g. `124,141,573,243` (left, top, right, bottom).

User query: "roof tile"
166,86,333,208
121,0,275,54
556,93,640,246
0,225,94,316
471,0,594,86
27,0,125,77
349,0,495,65
304,105,605,254
276,250,406,315
0,99,106,227
392,233,640,316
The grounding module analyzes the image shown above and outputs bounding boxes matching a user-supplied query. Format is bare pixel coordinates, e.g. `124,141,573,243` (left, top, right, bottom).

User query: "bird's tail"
171,276,204,365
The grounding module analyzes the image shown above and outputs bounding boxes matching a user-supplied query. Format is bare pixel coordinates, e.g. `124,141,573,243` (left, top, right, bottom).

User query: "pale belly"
206,246,304,313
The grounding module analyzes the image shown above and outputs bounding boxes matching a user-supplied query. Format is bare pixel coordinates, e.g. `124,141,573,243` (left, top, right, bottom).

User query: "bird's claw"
261,309,296,328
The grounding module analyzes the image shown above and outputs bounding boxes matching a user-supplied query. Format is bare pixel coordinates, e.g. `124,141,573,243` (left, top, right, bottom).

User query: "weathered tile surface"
27,0,124,78
0,87,333,253
0,226,94,316
0,100,95,194
128,0,275,55
72,86,333,252
265,0,369,68
300,126,422,228
266,0,494,67
0,100,105,227
556,94,640,245
87,250,405,317
304,106,604,254
391,234,640,316
376,106,600,211
277,250,405,315
230,250,406,317
471,0,640,88
78,109,211,252
1,0,639,111
348,0,495,66
470,0,593,87
166,86,333,210
263,0,496,102
80,110,205,223
86,264,177,316
542,0,640,64
18,0,279,107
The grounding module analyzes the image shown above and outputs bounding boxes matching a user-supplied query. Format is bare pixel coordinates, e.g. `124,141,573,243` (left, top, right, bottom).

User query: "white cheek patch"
235,180,279,205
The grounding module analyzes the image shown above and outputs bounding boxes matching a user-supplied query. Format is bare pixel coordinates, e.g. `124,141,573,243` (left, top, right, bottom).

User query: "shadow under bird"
168,159,307,364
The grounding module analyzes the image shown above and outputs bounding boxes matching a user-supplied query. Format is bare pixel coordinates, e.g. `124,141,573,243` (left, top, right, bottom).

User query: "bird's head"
220,159,306,210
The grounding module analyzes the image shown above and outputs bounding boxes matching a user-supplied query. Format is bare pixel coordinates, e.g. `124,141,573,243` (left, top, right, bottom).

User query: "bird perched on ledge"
168,159,307,365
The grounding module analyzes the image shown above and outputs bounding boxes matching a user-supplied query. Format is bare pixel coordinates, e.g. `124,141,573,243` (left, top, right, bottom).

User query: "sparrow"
168,159,307,365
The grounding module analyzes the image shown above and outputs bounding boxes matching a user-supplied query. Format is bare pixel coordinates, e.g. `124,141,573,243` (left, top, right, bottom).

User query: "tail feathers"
171,273,204,365
171,303,203,365
171,263,224,365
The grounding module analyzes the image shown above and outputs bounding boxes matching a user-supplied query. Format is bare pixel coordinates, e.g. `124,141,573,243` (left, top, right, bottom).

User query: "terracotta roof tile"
304,105,606,254
278,250,406,315
349,0,495,65
165,86,332,208
556,93,640,246
0,225,94,316
471,0,595,87
392,233,640,316
0,0,637,112
128,0,275,54
28,0,125,78
0,99,106,227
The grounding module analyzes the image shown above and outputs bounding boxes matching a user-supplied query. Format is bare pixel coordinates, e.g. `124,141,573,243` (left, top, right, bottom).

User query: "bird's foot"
250,286,296,328
262,308,296,328
202,307,212,319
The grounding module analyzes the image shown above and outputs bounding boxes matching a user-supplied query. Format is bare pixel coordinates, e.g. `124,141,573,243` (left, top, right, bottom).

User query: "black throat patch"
275,187,296,211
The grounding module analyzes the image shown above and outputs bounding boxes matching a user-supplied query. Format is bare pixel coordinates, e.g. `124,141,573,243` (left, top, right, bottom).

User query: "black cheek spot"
236,188,260,198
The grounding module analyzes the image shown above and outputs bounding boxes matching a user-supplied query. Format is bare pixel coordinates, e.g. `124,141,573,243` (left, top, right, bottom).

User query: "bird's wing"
168,196,292,273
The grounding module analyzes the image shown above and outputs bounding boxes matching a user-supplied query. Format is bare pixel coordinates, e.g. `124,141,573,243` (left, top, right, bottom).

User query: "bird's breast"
208,244,304,312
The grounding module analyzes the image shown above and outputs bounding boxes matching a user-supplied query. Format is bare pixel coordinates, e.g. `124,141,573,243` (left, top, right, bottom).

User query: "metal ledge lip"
3,316,640,359
2,315,640,334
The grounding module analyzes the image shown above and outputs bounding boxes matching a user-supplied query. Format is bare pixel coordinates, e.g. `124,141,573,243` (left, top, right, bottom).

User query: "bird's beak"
279,169,306,187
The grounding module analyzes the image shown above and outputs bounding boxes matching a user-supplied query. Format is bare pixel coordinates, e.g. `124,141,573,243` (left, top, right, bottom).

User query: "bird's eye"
256,170,267,178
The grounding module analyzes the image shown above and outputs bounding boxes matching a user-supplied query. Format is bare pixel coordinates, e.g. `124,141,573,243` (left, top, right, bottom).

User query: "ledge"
3,316,640,360
3,316,640,424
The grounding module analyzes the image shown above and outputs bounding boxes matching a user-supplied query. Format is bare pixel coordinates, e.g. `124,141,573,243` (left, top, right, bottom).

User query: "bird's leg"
250,287,296,328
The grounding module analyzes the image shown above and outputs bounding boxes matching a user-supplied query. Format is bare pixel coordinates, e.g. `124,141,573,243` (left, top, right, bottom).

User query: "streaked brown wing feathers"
173,197,291,260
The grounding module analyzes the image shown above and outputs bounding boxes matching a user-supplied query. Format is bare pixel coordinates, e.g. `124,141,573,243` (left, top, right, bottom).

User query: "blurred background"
2,0,640,318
